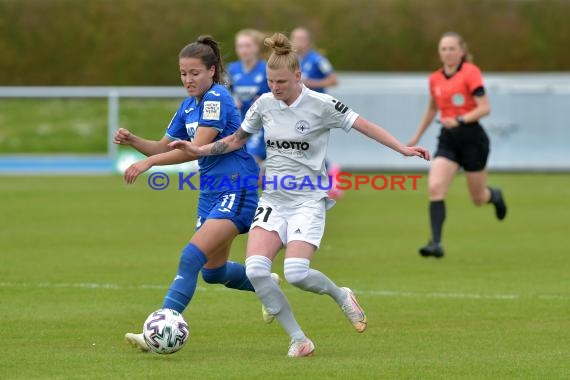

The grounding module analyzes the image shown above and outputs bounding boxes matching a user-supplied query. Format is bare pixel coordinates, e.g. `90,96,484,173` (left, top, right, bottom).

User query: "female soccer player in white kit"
169,33,430,357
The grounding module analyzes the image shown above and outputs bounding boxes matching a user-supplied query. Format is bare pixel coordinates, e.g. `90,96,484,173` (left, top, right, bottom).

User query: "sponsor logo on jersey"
295,120,311,135
184,107,194,114
208,90,221,97
452,93,465,106
266,139,310,151
203,101,221,120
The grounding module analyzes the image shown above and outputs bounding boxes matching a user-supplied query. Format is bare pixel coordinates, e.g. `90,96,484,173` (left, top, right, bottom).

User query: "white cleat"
287,338,315,357
261,273,282,323
125,332,150,352
340,287,367,333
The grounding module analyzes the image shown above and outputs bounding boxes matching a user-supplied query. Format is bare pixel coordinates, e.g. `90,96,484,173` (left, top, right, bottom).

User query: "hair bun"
264,33,293,55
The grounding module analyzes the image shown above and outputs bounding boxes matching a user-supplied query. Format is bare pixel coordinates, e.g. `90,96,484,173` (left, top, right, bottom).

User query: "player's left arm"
462,65,491,122
461,93,490,122
352,116,430,160
169,127,252,157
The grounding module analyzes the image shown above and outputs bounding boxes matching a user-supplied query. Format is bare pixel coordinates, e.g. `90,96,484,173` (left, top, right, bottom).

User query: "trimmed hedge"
0,0,568,85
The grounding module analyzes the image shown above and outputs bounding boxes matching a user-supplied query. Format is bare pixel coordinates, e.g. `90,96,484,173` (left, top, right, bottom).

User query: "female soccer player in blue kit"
227,29,271,164
114,36,260,351
290,26,338,93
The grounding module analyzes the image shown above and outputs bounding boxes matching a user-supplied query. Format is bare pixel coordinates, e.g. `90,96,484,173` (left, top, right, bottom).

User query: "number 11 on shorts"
218,194,236,213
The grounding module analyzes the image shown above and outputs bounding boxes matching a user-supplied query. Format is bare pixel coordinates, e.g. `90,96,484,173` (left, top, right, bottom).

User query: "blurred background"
0,0,568,173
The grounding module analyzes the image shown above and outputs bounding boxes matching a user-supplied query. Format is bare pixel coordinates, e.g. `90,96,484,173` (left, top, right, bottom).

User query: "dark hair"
441,31,473,62
179,35,225,83
264,33,299,72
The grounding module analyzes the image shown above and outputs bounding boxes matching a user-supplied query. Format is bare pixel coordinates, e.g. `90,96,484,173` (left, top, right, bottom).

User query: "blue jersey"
227,60,270,121
299,50,335,93
165,83,259,194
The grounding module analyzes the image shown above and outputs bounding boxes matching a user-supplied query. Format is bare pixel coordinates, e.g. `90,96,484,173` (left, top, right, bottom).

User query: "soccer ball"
142,308,189,354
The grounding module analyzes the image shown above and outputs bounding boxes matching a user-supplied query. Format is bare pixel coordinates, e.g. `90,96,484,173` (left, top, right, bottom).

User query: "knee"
245,256,272,281
428,182,446,198
284,258,310,287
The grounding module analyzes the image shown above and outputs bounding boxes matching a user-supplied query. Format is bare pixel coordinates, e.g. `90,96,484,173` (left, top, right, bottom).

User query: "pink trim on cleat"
340,287,367,333
287,338,315,357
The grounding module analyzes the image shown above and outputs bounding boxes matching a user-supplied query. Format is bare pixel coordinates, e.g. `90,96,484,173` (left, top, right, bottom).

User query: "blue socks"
163,243,207,313
163,244,254,313
201,261,255,292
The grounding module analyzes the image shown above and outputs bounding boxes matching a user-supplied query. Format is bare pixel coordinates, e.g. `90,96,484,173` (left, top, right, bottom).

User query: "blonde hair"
236,28,270,59
264,33,299,72
236,29,264,46
441,31,473,62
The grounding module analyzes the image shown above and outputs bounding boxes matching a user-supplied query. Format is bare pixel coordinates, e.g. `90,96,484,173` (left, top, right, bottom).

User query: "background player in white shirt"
170,33,430,357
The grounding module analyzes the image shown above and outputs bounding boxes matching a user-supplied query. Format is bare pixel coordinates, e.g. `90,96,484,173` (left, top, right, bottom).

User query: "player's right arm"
114,128,172,156
170,96,263,157
408,96,437,146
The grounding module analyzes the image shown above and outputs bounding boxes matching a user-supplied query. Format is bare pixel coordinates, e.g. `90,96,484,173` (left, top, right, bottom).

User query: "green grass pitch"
0,173,568,379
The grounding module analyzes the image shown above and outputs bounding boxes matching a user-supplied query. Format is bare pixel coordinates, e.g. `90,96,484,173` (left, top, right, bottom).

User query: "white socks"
284,258,346,305
245,255,306,341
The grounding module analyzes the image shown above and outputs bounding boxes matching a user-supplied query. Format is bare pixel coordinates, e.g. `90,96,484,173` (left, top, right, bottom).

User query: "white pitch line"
0,282,567,301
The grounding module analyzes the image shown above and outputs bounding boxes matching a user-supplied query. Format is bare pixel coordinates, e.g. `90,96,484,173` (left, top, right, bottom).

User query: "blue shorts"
196,188,259,234
246,129,266,161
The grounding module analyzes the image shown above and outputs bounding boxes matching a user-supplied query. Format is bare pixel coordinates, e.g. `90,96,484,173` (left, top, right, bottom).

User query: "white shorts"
251,197,326,248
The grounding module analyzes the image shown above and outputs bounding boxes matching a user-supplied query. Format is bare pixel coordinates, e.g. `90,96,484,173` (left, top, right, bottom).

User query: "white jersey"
242,85,359,206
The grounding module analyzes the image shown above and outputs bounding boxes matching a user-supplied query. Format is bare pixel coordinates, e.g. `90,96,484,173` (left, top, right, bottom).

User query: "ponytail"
179,35,225,83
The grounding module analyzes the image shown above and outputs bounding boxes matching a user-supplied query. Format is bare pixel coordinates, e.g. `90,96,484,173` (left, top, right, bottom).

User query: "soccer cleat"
125,332,150,352
419,241,445,258
491,188,507,221
287,338,315,357
340,287,367,333
261,273,282,323
328,188,344,200
327,164,344,200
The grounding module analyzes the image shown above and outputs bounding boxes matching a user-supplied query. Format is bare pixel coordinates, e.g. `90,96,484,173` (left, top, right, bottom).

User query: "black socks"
429,200,445,244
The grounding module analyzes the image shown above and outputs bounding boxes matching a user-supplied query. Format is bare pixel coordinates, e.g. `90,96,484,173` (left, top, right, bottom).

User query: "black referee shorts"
434,123,490,172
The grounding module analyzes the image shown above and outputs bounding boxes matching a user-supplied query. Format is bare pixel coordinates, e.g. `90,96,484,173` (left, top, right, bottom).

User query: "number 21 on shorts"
253,206,272,222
